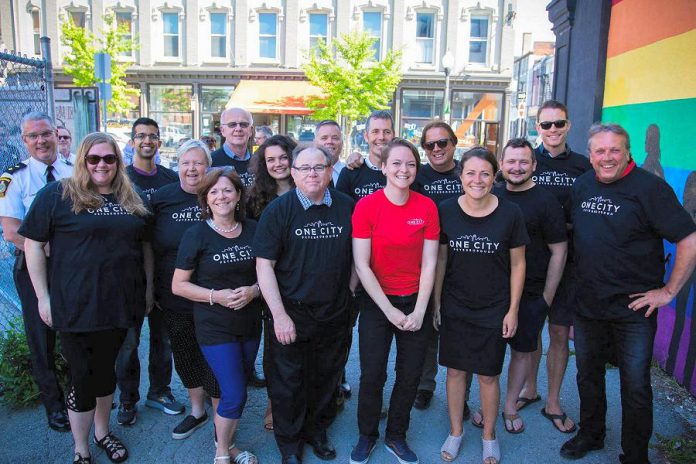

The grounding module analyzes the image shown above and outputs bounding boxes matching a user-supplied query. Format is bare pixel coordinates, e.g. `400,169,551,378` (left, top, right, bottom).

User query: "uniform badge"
0,176,11,198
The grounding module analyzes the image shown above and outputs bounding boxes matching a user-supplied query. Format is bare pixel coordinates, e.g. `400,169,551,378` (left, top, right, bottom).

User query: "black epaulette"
6,162,27,174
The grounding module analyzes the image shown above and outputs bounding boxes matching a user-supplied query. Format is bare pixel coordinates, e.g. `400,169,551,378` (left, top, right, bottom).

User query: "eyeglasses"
423,138,450,150
133,133,160,141
23,131,55,141
292,164,328,175
85,154,118,165
538,120,568,130
57,135,71,141
206,166,236,174
222,121,251,129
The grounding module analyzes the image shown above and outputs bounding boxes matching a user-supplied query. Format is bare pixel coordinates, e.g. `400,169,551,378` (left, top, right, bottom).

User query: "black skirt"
439,316,507,376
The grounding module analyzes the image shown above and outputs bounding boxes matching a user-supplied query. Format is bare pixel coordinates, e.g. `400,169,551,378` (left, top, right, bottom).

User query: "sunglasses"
423,138,450,150
222,122,250,129
539,120,568,130
85,154,118,165
58,135,71,140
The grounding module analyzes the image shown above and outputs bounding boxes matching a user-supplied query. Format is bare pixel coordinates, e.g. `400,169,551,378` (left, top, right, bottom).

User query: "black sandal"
73,452,92,463
94,432,129,463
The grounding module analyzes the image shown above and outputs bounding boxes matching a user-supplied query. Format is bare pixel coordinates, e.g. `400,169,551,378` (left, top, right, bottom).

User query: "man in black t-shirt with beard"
255,145,355,464
115,117,183,427
561,123,696,463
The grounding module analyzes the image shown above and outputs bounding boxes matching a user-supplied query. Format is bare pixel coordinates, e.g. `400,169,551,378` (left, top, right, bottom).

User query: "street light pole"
442,50,454,124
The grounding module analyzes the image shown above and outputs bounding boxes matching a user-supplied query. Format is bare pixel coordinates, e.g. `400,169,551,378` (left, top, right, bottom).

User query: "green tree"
302,31,402,154
61,15,139,114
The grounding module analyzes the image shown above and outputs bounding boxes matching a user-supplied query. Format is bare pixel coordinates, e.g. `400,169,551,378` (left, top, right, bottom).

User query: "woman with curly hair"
246,135,297,220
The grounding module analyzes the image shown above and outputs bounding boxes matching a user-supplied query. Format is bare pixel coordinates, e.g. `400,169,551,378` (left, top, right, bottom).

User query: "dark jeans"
574,309,656,464
13,256,65,414
358,293,432,441
115,306,173,404
266,308,349,456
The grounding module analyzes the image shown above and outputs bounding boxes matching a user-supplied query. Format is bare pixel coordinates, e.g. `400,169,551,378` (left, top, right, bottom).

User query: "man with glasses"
115,117,183,427
255,145,355,464
516,100,592,434
212,107,255,187
0,112,73,432
56,126,76,164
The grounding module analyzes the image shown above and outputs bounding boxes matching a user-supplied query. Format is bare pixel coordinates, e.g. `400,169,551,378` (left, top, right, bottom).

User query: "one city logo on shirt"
87,200,130,216
213,245,254,264
354,182,384,198
171,205,202,222
294,220,344,240
239,172,255,187
407,218,425,226
450,234,500,254
143,188,156,200
533,170,576,187
581,195,621,216
423,178,462,195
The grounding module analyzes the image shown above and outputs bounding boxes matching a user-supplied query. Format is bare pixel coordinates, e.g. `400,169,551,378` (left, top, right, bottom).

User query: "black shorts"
508,296,549,352
549,264,577,327
439,317,506,376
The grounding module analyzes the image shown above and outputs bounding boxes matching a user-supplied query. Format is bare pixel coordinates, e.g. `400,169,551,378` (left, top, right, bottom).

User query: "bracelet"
253,283,260,297
209,288,215,306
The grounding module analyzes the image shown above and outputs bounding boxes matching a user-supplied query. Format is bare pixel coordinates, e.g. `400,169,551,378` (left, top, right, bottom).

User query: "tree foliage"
60,15,139,114
302,31,402,152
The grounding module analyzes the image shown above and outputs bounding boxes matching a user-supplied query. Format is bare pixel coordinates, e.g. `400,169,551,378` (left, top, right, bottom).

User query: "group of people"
0,100,694,464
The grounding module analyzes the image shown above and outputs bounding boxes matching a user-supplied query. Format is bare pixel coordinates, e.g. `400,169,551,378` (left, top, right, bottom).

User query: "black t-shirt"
414,163,463,205
570,167,696,319
126,164,178,200
176,221,262,345
493,185,567,297
533,145,592,209
210,148,255,187
335,164,386,201
150,183,203,313
439,196,530,328
18,182,149,332
253,189,354,322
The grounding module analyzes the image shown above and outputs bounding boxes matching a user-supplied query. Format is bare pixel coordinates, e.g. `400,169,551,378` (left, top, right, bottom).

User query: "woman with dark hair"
434,147,528,464
350,138,439,464
20,132,152,463
247,134,297,220
173,167,261,464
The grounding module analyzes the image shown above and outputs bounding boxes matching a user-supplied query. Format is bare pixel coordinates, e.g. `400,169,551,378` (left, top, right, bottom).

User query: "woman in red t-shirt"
349,138,439,464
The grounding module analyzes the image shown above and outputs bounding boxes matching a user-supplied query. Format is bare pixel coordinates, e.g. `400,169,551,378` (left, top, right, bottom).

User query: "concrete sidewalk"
1,323,688,463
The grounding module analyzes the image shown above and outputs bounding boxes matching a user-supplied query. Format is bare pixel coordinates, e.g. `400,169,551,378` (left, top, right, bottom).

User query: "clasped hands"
213,286,256,311
386,307,424,332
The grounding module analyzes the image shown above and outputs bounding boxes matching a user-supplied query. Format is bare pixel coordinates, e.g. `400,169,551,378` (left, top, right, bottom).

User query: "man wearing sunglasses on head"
211,107,256,187
514,100,592,435
115,117,183,428
0,112,73,432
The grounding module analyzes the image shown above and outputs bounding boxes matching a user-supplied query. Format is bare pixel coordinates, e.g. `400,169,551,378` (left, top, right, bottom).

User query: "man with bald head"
211,107,255,187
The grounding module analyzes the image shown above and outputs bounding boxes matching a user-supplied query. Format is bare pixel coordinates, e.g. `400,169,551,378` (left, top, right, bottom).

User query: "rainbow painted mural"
602,0,696,395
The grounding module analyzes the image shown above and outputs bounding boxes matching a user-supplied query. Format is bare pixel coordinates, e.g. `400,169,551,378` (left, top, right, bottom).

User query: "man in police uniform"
0,112,73,431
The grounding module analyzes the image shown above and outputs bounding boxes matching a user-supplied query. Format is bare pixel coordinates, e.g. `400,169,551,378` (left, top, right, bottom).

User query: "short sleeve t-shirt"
335,164,386,201
18,182,149,332
571,167,696,318
176,221,262,345
211,148,255,187
253,189,354,322
533,146,592,208
414,163,463,205
493,185,567,297
126,164,178,200
352,189,440,296
439,196,530,328
150,183,203,313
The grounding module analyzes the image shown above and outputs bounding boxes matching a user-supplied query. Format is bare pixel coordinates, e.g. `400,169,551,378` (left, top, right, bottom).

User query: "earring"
235,202,240,211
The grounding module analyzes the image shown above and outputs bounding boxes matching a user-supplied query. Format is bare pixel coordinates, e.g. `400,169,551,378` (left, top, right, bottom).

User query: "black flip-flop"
515,394,541,411
541,408,577,433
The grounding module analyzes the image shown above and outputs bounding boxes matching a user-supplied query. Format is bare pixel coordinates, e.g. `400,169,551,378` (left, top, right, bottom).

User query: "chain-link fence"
0,48,51,331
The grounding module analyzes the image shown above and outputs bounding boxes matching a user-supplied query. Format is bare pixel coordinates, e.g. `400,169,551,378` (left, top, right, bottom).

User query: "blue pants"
200,339,260,419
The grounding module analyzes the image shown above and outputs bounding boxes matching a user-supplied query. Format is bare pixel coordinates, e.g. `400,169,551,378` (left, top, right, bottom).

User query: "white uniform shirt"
332,160,346,186
0,155,74,220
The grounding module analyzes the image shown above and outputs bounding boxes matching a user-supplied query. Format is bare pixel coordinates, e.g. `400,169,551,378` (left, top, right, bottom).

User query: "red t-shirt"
352,189,440,296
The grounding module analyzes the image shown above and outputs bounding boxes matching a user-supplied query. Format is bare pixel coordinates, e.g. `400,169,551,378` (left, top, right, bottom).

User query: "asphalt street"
0,322,687,463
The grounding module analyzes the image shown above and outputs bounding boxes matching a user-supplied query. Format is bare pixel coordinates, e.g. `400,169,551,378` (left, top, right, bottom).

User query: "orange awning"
226,80,323,115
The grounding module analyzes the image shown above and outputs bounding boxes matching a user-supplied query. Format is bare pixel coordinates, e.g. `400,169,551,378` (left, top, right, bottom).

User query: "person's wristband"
209,288,215,306
253,283,260,297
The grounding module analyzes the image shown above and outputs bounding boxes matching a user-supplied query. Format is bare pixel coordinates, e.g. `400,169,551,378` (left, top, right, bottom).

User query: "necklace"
207,219,239,234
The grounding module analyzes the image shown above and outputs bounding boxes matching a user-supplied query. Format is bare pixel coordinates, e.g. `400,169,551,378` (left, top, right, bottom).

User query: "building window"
31,9,40,55
163,12,179,58
363,11,382,60
415,13,435,64
469,16,489,64
401,89,443,148
210,13,227,58
115,12,133,58
149,85,193,151
70,11,86,28
451,91,503,153
309,13,328,50
259,13,277,59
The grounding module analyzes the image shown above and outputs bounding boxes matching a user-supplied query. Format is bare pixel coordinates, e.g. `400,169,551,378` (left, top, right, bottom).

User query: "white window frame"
209,11,228,59
113,10,135,61
469,15,490,66
257,11,279,62
308,12,329,51
362,10,383,60
30,7,41,56
161,11,181,59
415,11,436,65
